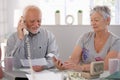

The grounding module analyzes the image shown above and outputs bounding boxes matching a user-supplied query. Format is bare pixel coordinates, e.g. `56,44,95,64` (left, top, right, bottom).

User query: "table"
3,70,28,80
3,69,110,80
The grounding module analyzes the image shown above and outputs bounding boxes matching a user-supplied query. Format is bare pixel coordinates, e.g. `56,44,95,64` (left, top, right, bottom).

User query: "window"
91,0,116,25
13,0,120,27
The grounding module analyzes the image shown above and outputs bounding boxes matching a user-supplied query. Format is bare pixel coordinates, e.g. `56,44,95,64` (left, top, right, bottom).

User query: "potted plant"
56,10,60,13
78,10,82,13
78,10,82,25
55,10,60,25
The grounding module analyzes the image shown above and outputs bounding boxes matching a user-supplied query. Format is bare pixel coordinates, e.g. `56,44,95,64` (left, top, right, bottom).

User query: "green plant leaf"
56,10,60,13
78,10,82,13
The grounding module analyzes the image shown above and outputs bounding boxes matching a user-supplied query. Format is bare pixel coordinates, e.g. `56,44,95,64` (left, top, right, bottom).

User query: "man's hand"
32,65,44,72
17,16,26,40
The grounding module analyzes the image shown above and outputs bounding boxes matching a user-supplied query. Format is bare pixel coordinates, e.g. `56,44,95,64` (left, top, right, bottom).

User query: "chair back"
0,43,7,67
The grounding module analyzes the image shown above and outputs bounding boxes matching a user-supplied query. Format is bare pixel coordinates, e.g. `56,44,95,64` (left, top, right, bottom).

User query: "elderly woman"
53,5,120,71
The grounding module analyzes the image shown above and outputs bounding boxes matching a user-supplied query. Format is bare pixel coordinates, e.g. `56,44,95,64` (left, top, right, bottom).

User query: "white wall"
0,0,19,42
43,25,120,61
0,0,7,42
0,1,120,62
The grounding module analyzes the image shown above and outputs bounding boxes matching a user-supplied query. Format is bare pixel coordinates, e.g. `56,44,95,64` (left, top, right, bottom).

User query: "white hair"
90,5,111,19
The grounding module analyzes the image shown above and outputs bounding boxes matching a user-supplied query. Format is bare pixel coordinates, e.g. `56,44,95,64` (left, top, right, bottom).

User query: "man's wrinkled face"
24,9,42,34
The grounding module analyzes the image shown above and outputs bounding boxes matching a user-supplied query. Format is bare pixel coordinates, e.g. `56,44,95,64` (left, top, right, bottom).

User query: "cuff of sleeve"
44,59,55,69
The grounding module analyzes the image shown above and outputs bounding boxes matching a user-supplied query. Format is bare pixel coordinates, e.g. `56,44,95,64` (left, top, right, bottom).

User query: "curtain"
115,0,120,24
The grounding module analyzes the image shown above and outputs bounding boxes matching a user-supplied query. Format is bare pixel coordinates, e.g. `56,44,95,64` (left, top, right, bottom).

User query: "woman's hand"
52,57,65,70
63,61,82,71
63,61,91,72
32,65,44,72
82,64,90,71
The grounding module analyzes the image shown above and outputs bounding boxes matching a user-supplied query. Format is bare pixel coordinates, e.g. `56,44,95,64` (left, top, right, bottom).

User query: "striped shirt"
6,28,59,68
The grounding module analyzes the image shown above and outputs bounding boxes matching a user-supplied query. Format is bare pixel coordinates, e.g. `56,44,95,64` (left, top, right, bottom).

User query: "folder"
105,71,120,80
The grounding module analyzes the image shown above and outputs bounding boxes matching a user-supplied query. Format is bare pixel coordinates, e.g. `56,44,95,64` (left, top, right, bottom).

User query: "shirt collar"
28,31,40,37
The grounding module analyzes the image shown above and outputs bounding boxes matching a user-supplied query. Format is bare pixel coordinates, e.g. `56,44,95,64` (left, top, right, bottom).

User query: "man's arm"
31,31,59,72
45,31,59,68
6,33,25,68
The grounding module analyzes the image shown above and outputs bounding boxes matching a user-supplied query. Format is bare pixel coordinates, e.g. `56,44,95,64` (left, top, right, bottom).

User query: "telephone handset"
23,28,29,35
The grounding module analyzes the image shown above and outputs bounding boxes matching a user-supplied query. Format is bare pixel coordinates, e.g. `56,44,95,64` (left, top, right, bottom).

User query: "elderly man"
6,5,59,72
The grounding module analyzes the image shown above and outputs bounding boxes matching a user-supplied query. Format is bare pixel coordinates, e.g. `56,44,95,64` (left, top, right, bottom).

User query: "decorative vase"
55,10,60,25
78,10,82,25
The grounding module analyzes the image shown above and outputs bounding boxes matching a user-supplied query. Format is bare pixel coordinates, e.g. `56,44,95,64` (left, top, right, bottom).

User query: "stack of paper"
20,58,47,67
26,70,64,80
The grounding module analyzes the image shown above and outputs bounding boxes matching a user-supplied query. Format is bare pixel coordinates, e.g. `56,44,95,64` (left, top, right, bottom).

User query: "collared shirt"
6,28,59,68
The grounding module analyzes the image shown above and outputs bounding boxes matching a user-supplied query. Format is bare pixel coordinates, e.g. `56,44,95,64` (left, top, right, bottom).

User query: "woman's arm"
104,51,118,70
104,38,120,70
53,45,91,71
68,45,82,64
63,61,90,72
63,45,91,71
53,45,83,70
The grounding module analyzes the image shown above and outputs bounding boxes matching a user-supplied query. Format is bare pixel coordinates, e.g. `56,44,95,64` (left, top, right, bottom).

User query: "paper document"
26,70,63,80
20,58,47,67
19,68,31,73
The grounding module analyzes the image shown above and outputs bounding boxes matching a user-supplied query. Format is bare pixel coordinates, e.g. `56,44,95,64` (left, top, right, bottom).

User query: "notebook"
105,71,120,80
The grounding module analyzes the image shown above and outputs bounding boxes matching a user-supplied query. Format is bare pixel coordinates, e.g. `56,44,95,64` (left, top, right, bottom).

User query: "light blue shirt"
6,28,59,68
76,31,120,64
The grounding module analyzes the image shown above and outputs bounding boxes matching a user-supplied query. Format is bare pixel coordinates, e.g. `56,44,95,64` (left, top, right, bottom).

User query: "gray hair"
90,5,111,19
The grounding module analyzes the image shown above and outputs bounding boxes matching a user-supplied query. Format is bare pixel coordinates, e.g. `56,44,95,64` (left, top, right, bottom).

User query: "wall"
0,0,7,42
0,0,19,42
1,24,120,61
43,25,120,61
